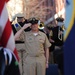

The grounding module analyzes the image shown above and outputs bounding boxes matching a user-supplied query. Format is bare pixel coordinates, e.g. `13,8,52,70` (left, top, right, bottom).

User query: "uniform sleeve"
19,31,25,41
44,34,51,49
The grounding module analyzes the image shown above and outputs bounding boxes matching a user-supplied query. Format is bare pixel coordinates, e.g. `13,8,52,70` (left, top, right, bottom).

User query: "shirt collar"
29,31,41,36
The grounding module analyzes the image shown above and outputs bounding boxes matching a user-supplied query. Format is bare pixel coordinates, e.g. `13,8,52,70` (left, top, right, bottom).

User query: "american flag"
0,0,19,61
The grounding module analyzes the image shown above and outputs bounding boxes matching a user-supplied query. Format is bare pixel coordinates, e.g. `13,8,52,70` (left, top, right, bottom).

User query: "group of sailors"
11,13,65,75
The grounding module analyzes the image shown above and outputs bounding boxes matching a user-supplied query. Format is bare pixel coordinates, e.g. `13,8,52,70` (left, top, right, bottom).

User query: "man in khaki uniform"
15,18,51,75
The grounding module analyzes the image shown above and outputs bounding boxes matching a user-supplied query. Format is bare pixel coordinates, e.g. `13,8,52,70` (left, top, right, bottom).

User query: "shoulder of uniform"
39,31,46,36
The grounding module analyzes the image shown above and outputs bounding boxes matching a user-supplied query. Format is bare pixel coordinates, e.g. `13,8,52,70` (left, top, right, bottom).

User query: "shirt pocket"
39,38,45,44
26,37,34,43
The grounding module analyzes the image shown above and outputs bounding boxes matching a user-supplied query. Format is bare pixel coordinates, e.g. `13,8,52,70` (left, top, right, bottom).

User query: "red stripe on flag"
5,0,9,3
14,48,19,61
0,0,9,15
0,20,12,47
0,0,5,15
0,0,19,61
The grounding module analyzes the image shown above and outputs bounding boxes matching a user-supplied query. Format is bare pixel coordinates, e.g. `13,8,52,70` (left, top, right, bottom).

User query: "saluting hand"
23,23,31,30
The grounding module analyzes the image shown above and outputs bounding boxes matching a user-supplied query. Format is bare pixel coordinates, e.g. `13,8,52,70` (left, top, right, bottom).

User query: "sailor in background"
48,16,65,51
11,13,31,35
11,13,31,75
52,16,65,75
11,13,31,44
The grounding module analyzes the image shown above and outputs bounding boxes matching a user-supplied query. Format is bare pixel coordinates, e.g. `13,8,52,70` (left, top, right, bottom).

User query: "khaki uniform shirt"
21,31,51,56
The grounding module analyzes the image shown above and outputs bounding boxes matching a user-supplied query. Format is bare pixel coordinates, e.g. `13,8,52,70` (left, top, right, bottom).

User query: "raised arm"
14,23,31,40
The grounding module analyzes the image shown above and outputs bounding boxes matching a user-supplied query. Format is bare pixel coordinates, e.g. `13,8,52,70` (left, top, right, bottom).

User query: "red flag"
0,0,19,61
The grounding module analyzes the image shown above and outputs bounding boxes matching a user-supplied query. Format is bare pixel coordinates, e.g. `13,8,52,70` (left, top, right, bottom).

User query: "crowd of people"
0,13,65,75
11,13,51,75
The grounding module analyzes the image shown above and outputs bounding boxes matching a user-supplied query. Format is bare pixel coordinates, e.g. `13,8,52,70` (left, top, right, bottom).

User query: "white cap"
16,13,24,18
11,13,25,22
